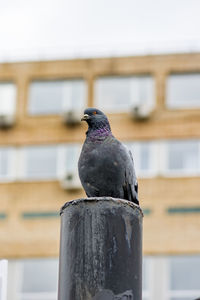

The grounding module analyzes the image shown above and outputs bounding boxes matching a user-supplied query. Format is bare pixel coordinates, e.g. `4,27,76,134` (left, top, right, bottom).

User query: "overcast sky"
0,0,200,61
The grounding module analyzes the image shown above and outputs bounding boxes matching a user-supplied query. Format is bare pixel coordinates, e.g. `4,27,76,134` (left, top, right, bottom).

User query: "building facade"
0,53,200,299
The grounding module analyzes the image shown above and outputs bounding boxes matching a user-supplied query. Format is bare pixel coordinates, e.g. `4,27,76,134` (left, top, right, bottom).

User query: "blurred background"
0,0,200,299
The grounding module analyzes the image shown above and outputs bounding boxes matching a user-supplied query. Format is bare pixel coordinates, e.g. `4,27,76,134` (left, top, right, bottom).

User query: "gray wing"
122,147,139,205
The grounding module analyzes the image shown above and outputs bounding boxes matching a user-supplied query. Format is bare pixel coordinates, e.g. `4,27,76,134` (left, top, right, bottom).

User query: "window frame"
0,82,17,115
20,292,57,300
7,256,200,300
28,78,87,116
168,255,200,299
166,72,200,110
17,145,59,181
7,259,58,300
143,256,200,300
94,74,155,113
0,260,8,300
0,147,17,182
142,257,152,299
127,141,159,178
17,144,81,182
57,143,81,179
0,139,199,183
160,140,200,177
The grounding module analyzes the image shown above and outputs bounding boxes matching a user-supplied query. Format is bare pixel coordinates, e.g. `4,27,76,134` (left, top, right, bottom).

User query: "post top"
60,197,143,217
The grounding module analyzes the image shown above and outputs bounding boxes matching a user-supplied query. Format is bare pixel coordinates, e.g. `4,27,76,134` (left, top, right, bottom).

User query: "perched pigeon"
78,108,139,205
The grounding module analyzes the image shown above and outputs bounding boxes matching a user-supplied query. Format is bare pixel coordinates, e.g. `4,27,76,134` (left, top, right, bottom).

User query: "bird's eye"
93,111,97,115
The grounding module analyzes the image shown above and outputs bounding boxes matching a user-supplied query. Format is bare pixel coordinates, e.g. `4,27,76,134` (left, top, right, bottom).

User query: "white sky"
0,0,200,61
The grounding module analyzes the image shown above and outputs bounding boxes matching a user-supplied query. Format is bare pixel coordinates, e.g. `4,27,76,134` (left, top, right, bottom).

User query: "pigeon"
78,108,139,205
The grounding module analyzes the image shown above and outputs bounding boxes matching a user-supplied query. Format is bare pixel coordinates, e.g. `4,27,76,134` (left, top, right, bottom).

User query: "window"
94,75,155,113
57,144,81,178
143,258,151,299
7,256,200,300
167,73,200,109
28,79,87,115
127,141,158,178
0,82,16,115
18,144,81,181
7,258,150,300
126,139,200,178
169,256,200,300
0,260,8,300
142,256,200,300
1,140,199,183
21,145,58,180
7,258,58,300
163,140,200,176
22,259,58,294
0,147,16,181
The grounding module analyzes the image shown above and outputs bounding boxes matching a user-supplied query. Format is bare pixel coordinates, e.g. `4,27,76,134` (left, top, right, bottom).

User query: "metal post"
58,197,143,300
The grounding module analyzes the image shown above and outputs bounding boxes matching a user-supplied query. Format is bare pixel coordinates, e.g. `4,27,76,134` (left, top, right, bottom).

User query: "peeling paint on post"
58,197,143,300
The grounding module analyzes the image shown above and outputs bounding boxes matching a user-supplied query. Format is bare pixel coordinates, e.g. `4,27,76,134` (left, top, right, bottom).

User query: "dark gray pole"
58,197,143,300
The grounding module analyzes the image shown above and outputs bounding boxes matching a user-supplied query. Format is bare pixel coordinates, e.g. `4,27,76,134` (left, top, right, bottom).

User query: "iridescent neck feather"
86,118,112,140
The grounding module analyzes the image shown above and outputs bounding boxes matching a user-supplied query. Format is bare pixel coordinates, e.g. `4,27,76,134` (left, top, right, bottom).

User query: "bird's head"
81,108,111,134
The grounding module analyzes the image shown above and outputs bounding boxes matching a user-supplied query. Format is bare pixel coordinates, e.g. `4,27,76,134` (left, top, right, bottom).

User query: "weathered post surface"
58,197,143,300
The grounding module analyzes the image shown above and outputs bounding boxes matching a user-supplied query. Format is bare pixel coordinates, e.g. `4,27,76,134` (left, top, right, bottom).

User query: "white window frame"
166,73,200,109
61,80,87,111
6,257,200,300
142,256,200,300
0,260,8,300
0,82,17,115
149,257,170,300
167,256,200,300
130,76,155,109
1,139,199,183
16,143,81,182
160,140,200,177
17,146,59,181
142,257,152,299
169,290,200,299
128,141,159,178
7,260,22,300
28,79,87,115
20,292,57,300
7,260,58,300
94,75,155,113
57,143,81,179
140,142,159,178
0,148,17,182
198,142,200,171
157,141,167,176
94,76,132,113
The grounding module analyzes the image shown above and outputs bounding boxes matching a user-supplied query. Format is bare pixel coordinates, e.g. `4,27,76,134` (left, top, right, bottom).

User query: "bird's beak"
81,114,90,121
